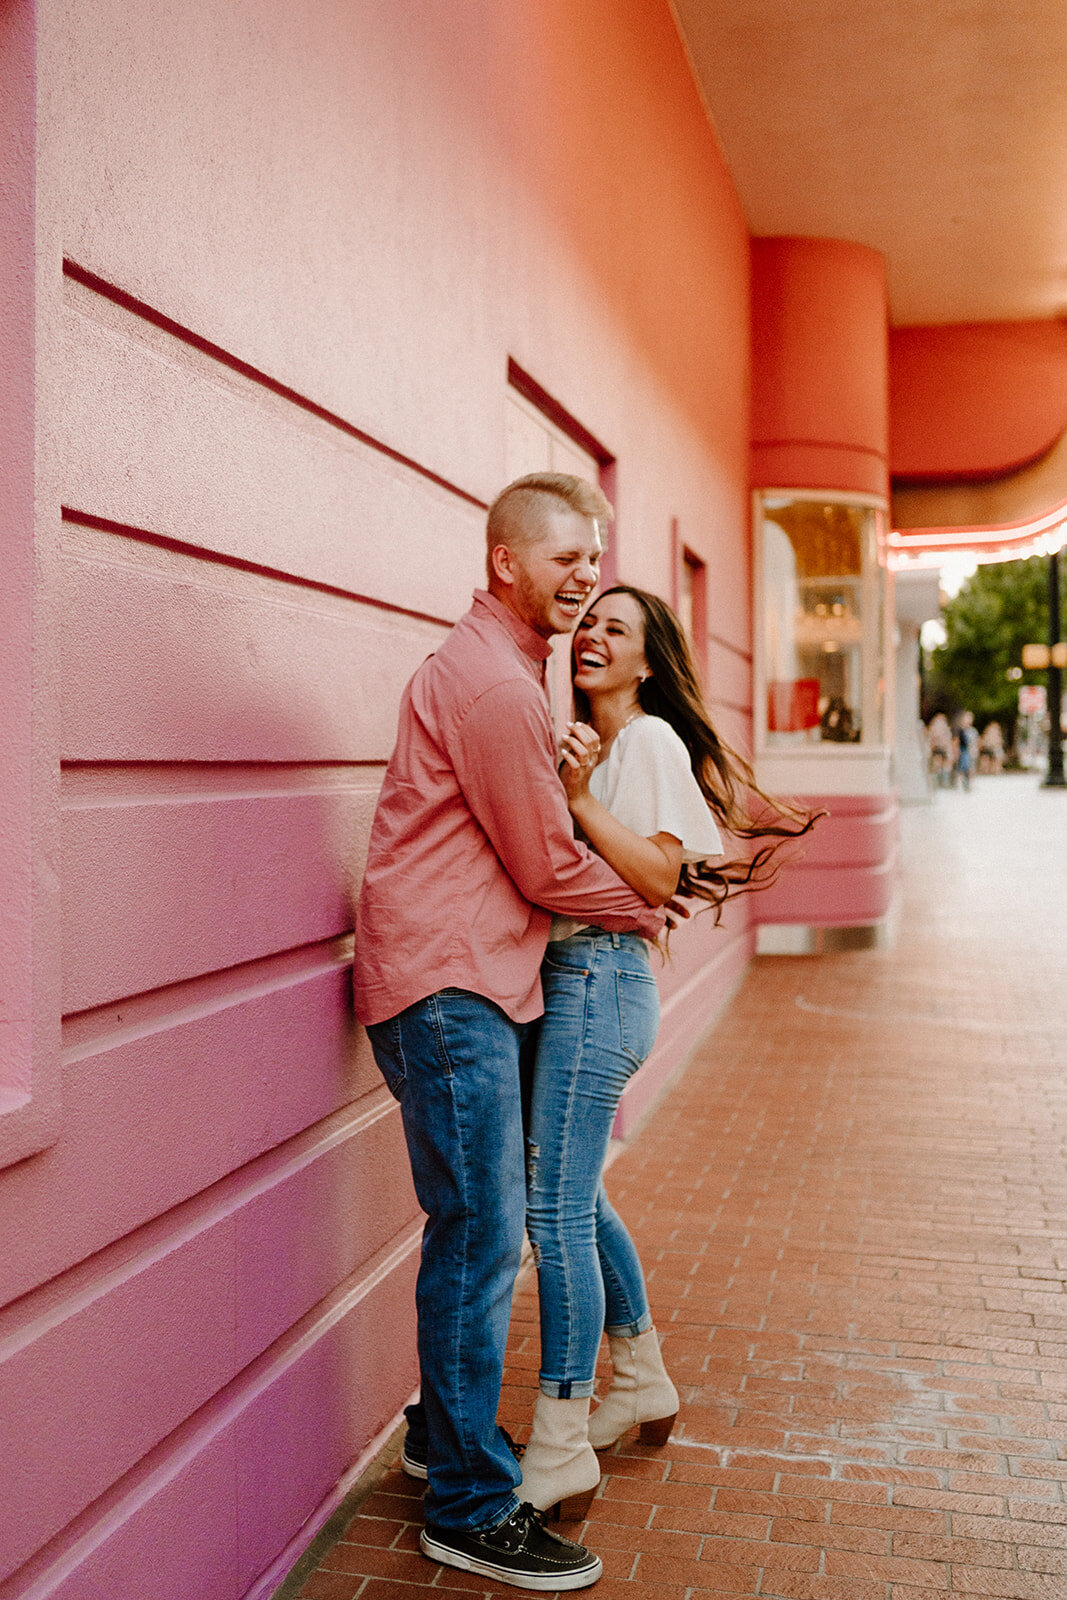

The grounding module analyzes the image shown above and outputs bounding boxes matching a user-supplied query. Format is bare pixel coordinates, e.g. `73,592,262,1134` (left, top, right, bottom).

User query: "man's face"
501,508,604,639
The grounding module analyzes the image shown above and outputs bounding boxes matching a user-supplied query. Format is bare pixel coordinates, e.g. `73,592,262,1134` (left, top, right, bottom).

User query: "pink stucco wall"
0,0,63,1171
751,237,890,500
752,795,901,928
890,320,1067,481
0,3,755,1596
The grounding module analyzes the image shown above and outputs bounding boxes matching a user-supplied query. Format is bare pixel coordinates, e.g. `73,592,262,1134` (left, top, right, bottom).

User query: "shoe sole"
399,1446,427,1481
420,1529,602,1591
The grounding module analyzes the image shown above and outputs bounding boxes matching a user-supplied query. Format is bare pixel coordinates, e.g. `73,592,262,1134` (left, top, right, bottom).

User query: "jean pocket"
366,1017,406,1101
543,950,591,976
615,970,660,1066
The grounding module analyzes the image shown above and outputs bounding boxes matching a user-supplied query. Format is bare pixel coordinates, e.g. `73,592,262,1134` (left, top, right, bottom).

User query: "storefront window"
759,496,885,747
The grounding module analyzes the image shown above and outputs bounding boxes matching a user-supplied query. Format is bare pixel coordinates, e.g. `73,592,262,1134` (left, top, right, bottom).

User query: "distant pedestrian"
954,711,978,790
927,713,953,787
978,720,1004,773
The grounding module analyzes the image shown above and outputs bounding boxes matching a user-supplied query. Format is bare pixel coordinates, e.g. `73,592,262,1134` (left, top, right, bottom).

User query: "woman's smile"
572,593,648,695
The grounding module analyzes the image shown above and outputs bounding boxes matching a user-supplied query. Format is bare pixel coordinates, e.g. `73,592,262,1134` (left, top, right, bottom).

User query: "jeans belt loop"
610,931,621,948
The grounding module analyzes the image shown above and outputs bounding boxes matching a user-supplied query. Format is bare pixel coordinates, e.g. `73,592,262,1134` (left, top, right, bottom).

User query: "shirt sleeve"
449,679,665,938
607,718,724,862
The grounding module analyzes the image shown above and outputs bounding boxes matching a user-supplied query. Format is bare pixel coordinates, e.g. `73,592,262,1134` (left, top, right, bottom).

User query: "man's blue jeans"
366,989,528,1531
525,931,660,1397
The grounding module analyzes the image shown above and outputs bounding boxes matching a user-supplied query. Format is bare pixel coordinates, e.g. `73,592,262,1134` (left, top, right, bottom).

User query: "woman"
519,585,819,1519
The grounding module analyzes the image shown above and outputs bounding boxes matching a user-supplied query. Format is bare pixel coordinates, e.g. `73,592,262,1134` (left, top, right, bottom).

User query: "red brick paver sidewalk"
293,775,1067,1599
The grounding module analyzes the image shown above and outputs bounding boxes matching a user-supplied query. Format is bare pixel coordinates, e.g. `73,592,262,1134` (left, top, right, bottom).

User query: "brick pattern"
295,776,1067,1597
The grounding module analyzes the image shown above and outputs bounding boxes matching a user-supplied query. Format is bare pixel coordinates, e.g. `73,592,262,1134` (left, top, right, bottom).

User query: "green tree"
924,555,1065,732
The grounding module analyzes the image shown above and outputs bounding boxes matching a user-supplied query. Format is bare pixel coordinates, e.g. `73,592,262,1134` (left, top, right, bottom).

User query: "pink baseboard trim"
239,1389,419,1600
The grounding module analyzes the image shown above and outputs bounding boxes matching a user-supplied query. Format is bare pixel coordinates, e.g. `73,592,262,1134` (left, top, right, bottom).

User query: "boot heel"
638,1412,676,1447
550,1484,597,1522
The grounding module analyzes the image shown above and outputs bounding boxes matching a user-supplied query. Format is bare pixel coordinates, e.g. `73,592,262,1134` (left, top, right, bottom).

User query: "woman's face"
572,592,649,698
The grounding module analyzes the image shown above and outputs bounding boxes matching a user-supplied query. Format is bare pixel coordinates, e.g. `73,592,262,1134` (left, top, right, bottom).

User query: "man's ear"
489,542,516,587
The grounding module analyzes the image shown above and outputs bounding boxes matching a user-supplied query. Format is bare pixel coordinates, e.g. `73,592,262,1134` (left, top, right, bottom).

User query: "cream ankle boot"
587,1328,679,1450
518,1393,601,1520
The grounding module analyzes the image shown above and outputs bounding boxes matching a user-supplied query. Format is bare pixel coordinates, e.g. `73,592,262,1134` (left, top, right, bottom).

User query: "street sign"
1019,684,1047,715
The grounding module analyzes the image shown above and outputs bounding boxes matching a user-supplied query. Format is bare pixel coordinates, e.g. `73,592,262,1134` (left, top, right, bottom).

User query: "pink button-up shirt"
353,590,664,1026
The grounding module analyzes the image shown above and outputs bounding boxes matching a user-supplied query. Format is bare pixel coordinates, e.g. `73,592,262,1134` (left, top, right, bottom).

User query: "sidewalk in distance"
291,773,1067,1599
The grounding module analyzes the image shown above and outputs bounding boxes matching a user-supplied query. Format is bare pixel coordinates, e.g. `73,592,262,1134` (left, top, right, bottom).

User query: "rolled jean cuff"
473,1492,521,1534
605,1311,654,1338
538,1376,598,1400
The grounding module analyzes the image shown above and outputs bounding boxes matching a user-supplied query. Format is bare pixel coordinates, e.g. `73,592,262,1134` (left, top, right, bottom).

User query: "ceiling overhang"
670,0,1067,327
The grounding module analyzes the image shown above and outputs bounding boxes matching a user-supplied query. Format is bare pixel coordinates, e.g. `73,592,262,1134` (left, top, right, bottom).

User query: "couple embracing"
353,473,812,1590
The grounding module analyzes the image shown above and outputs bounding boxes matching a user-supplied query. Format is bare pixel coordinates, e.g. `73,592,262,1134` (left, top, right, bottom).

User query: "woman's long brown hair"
573,585,822,921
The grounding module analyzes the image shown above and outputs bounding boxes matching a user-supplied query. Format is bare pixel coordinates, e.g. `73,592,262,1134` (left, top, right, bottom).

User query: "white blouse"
549,714,724,941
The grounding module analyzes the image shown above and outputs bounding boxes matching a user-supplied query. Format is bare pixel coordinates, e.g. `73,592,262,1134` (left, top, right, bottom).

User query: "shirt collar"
471,589,553,663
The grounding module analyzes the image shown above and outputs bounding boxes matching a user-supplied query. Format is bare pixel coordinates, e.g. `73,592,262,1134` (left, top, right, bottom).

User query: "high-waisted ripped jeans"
525,930,660,1398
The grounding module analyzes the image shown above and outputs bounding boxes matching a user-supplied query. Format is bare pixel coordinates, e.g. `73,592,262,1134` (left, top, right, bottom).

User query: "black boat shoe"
420,1502,602,1590
399,1435,428,1480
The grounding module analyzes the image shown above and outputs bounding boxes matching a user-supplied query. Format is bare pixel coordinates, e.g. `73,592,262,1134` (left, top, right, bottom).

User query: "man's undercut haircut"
485,472,613,577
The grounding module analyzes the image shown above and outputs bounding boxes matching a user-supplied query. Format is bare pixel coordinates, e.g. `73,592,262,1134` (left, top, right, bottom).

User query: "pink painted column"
0,0,60,1164
749,238,898,938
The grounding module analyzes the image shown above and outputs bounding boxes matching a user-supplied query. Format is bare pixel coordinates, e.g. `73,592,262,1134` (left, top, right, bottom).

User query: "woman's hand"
559,721,601,807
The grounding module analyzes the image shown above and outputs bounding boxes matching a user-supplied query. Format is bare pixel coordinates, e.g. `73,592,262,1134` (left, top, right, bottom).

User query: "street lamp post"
1044,547,1065,788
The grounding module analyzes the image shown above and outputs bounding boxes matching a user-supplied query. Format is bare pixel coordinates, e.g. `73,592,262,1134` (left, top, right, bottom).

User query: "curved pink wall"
1,5,757,1597
751,236,890,497
889,320,1067,481
753,796,900,927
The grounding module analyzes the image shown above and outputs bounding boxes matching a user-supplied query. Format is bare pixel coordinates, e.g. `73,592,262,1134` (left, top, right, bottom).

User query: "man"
354,473,663,1590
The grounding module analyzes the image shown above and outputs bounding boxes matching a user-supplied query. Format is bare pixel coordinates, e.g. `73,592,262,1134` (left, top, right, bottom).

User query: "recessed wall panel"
61,529,443,763
62,787,376,1013
0,967,377,1305
60,290,483,623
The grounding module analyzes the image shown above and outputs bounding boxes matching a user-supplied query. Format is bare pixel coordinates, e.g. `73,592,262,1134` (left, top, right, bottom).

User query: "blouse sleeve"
606,717,724,862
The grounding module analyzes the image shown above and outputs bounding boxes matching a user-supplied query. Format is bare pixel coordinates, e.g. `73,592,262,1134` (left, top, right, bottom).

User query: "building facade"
1,3,1063,1598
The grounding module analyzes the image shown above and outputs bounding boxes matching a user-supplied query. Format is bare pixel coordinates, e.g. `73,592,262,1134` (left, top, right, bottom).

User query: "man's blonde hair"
485,472,613,578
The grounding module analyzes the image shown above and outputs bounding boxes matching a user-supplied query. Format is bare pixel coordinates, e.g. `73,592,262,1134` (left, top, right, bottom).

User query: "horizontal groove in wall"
0,1217,422,1600
752,436,887,462
707,632,753,664
709,698,754,717
61,935,355,1064
61,760,384,806
0,1081,396,1359
776,848,899,876
61,507,454,630
63,258,487,513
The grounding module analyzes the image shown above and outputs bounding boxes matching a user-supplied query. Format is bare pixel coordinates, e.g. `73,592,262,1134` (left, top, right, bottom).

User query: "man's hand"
663,895,693,932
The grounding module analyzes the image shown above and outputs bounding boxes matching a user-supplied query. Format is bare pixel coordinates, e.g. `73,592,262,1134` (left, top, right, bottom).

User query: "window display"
758,495,886,749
